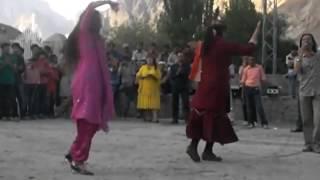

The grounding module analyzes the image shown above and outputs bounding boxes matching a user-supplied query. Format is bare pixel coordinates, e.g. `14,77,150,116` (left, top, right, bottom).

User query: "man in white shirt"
167,48,179,66
286,45,298,98
286,45,303,133
228,64,235,123
132,42,147,67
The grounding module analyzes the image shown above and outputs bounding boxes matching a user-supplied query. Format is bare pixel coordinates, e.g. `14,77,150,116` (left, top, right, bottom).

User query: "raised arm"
80,1,118,33
223,41,256,56
248,21,261,45
223,21,261,56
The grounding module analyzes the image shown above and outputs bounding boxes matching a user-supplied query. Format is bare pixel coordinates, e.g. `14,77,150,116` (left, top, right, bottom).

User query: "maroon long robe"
186,36,255,144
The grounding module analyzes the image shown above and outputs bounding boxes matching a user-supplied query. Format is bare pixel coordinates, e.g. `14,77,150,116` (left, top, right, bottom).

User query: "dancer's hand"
91,1,109,8
91,1,118,11
255,21,261,32
249,21,261,45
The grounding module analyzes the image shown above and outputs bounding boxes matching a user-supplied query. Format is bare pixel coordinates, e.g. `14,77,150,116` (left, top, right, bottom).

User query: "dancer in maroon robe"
186,22,261,162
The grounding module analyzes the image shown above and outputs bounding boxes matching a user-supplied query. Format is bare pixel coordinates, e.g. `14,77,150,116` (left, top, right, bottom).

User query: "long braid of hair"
201,26,215,58
201,24,225,58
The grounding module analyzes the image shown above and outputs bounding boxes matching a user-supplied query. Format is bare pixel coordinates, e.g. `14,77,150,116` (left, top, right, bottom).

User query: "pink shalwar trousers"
70,120,99,163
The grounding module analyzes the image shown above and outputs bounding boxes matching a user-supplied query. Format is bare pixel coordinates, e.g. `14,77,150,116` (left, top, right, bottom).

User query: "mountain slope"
279,0,320,41
105,0,163,26
0,0,73,38
1,0,319,42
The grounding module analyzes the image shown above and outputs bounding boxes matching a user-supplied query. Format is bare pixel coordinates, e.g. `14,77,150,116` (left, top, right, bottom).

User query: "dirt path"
0,119,318,180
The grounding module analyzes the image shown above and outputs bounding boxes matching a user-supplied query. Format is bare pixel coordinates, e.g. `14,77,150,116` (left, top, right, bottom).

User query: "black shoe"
202,152,223,162
302,146,313,152
313,145,320,154
171,119,178,124
70,163,94,176
65,154,72,165
291,128,303,133
186,146,201,162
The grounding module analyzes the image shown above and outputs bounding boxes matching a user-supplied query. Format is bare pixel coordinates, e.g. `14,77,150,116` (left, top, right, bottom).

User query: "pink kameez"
71,4,114,132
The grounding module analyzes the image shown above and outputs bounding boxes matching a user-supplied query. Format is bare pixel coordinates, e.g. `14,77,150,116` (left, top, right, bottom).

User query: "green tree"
158,0,206,46
109,20,169,49
264,14,296,74
222,0,294,74
203,0,215,25
222,0,261,68
223,0,260,43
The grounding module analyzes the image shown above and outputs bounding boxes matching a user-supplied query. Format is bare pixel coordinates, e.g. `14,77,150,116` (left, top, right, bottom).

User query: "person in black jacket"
11,43,26,119
169,52,191,124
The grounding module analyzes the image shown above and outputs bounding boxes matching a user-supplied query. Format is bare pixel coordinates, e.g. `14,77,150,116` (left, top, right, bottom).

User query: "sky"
44,0,116,21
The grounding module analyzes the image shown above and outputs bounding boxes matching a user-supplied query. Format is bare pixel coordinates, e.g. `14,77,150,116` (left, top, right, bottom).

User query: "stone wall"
124,75,299,122
231,96,299,123
158,95,299,123
159,74,299,122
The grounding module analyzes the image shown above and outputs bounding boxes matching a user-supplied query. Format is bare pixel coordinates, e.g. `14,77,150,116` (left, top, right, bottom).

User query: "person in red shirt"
186,22,260,163
239,57,250,124
47,55,60,117
33,51,51,118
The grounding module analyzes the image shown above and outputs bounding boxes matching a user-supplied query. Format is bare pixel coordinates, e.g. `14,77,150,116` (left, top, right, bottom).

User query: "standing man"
286,45,303,133
239,57,249,124
241,56,269,129
24,45,41,118
227,64,236,123
0,43,17,120
286,45,299,98
132,42,147,67
169,52,190,124
119,59,137,117
157,44,170,64
167,48,179,66
11,43,26,119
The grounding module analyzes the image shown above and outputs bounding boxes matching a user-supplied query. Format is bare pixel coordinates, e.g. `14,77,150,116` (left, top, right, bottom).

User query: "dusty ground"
0,119,319,180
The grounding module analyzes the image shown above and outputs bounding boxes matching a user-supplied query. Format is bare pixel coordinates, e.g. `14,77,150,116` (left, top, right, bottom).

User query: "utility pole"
262,0,278,74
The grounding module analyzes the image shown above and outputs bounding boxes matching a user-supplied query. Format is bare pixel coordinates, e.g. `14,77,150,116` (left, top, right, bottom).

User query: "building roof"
0,23,21,44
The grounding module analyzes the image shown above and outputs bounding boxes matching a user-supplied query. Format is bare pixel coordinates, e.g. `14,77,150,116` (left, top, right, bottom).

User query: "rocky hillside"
1,0,319,41
105,0,163,26
108,0,317,42
0,0,72,38
278,0,320,41
216,0,318,41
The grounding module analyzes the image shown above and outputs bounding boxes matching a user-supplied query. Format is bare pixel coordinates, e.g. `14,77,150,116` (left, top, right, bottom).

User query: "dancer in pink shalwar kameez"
63,1,119,175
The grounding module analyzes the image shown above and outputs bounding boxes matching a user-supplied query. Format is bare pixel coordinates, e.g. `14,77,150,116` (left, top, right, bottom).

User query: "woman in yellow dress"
136,53,161,122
